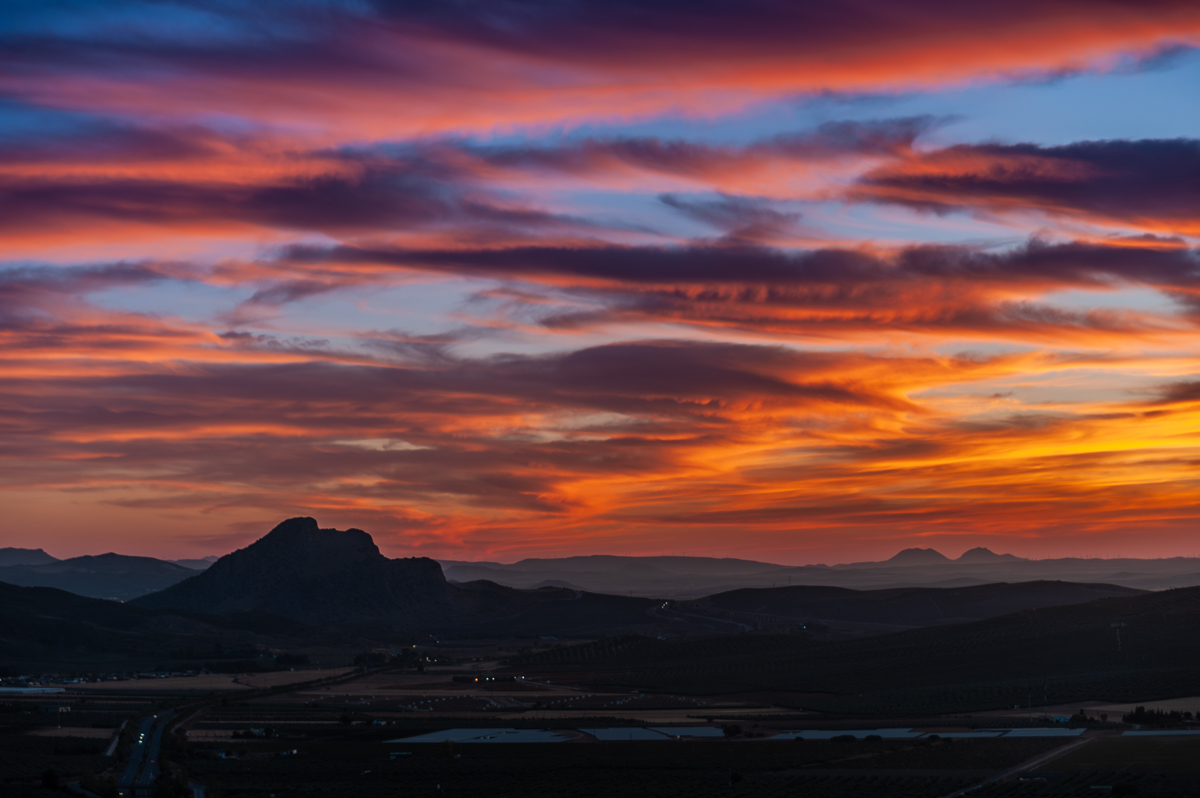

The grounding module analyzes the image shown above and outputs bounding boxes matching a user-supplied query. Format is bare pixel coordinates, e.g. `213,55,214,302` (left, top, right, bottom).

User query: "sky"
3,1,1200,563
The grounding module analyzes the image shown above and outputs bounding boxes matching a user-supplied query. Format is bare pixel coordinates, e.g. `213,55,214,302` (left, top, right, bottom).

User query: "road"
118,716,155,787
118,711,174,796
105,719,127,757
652,600,752,633
938,732,1103,798
137,713,172,789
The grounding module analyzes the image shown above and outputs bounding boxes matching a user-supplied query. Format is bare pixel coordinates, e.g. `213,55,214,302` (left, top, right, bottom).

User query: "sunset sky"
4,1,1200,563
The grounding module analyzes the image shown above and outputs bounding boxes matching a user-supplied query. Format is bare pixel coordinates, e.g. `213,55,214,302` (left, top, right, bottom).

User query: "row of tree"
1122,706,1196,725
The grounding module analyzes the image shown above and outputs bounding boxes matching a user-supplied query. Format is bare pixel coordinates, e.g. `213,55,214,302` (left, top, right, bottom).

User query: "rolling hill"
441,556,803,599
0,553,199,601
688,580,1144,630
442,550,1200,596
521,586,1200,714
0,580,304,672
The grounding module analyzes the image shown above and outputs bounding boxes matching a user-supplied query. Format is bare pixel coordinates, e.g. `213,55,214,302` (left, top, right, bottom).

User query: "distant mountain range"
882,547,953,565
0,547,59,567
0,554,201,602
172,556,219,570
0,549,217,601
440,546,1200,598
1,517,1195,683
132,517,673,637
879,546,1024,566
4,533,1198,604
956,546,1024,564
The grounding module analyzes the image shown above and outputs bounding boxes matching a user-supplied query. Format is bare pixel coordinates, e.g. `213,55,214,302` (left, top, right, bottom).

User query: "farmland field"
1088,695,1200,715
74,667,356,693
1045,737,1200,772
6,663,1200,798
181,739,1027,797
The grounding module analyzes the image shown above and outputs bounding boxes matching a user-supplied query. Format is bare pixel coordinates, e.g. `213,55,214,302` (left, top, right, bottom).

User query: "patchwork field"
73,667,356,694
6,650,1200,797
1046,737,1200,772
1088,695,1200,715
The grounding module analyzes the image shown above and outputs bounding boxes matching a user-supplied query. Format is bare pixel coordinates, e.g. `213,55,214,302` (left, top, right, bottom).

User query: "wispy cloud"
6,1,1200,559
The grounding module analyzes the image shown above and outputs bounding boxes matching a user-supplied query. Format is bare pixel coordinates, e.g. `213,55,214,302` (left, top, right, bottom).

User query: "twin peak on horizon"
131,518,1024,625
184,517,1024,570
887,546,1025,565
150,516,1023,577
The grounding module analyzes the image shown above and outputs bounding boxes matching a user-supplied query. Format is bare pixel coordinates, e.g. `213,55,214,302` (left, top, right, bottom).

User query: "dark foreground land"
3,662,1200,798
5,521,1200,796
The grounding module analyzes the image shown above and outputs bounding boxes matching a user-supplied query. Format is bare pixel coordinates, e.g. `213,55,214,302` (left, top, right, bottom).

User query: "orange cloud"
6,2,1200,560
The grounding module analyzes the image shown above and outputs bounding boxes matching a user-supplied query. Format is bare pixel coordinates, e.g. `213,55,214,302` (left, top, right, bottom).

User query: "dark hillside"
0,581,296,670
451,584,661,637
690,580,1144,628
521,586,1200,714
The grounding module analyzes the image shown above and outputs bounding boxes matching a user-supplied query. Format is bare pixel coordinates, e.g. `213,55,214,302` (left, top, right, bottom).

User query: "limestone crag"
134,517,451,626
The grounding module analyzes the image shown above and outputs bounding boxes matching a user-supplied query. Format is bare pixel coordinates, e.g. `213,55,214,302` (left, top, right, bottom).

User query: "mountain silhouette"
0,552,195,600
172,556,219,570
0,547,59,567
134,517,453,625
132,517,669,635
885,547,951,565
956,546,1026,563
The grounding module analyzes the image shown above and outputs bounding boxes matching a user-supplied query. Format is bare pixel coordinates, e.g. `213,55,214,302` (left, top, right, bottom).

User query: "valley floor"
3,662,1200,797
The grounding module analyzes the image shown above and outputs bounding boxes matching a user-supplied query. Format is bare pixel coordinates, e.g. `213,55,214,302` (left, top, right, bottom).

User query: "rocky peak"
133,517,450,625
956,546,1025,563
886,547,951,565
243,517,383,573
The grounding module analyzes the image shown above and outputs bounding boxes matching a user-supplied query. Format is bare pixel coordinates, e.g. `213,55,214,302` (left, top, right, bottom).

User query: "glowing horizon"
3,2,1200,564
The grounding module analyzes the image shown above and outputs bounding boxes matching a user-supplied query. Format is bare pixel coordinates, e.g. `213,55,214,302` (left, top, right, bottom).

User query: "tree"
353,651,387,667
274,653,310,669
